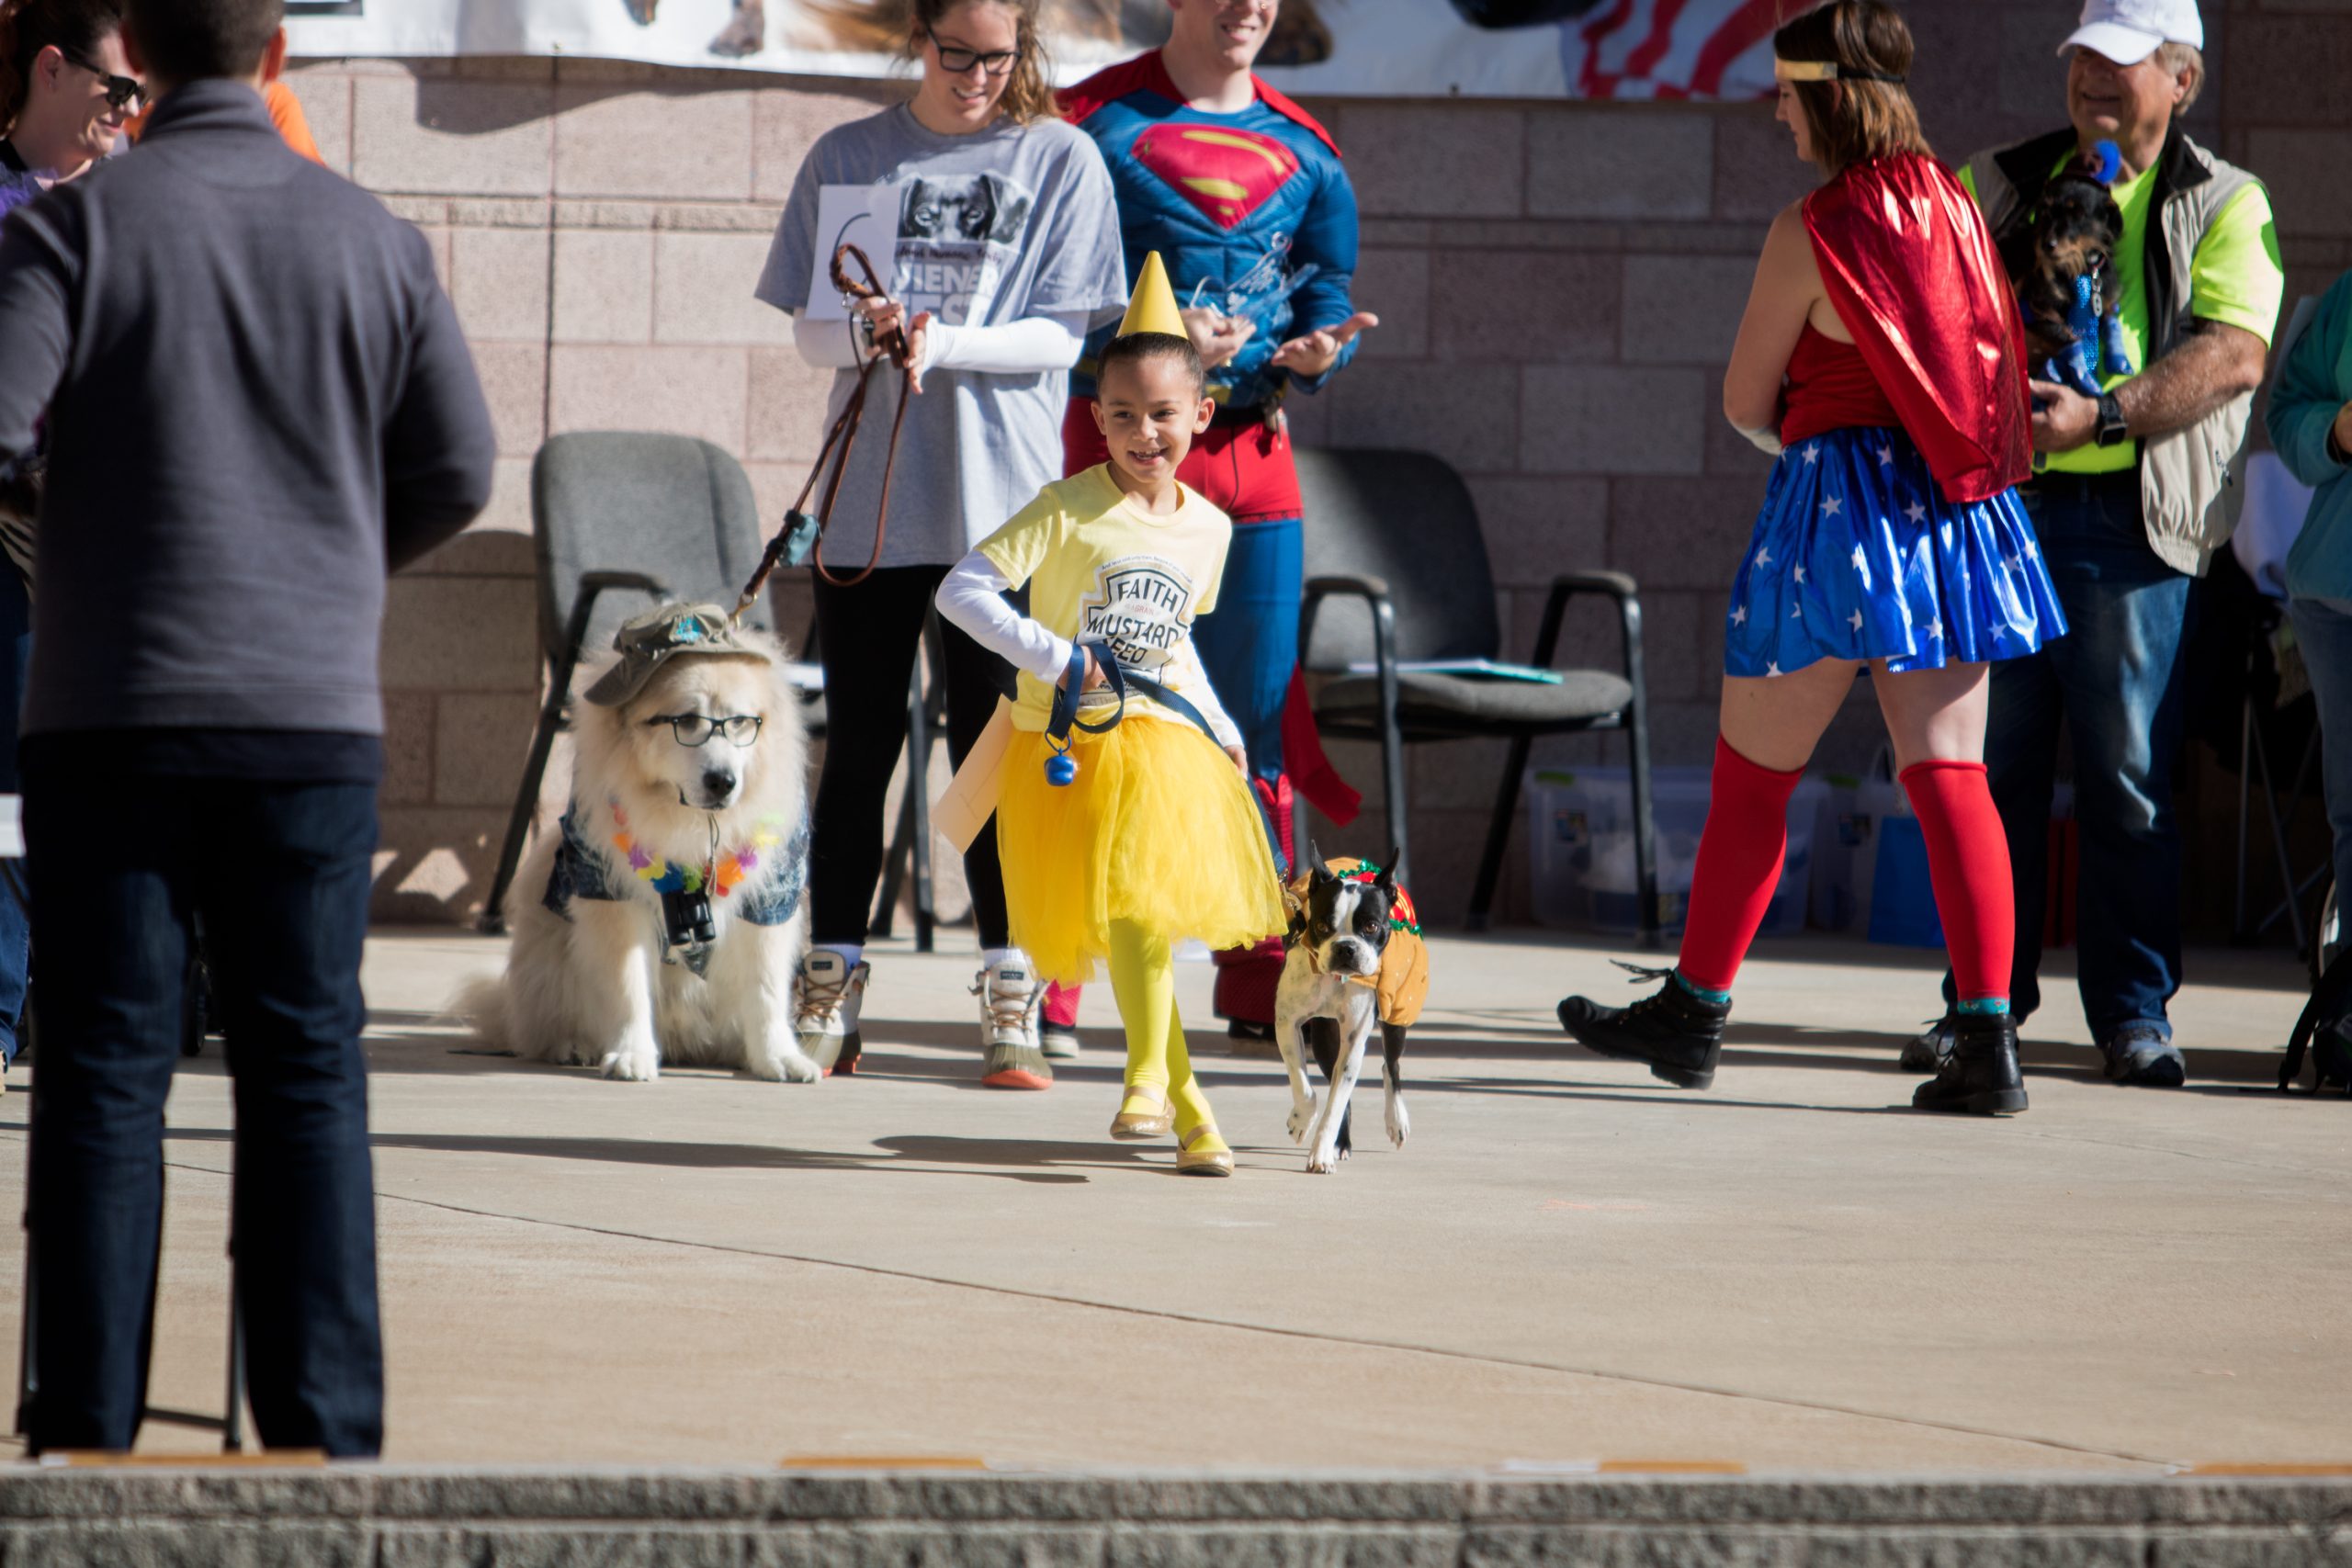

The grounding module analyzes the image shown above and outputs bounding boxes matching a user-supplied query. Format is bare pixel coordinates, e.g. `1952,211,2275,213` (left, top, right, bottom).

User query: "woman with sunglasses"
0,0,138,1093
756,0,1124,1090
0,0,136,217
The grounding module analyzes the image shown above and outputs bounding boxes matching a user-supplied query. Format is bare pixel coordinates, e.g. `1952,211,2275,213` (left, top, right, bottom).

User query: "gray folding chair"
480,433,778,933
1296,447,1658,941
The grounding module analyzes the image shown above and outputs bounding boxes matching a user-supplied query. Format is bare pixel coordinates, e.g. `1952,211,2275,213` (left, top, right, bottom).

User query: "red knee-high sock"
1900,760,2013,1006
1676,736,1805,994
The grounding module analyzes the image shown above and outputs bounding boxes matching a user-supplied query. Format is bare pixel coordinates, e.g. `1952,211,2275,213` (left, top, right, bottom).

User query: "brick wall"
336,0,2352,928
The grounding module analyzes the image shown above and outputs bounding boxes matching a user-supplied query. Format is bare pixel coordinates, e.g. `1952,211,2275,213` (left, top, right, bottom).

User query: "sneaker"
1038,1019,1081,1060
1901,1011,1959,1073
2100,1022,2186,1088
794,950,869,1077
1555,966,1729,1090
976,955,1051,1090
1913,1010,2029,1115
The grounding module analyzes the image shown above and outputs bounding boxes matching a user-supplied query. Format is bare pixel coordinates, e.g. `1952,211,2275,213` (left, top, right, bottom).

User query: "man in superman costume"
1041,0,1377,1044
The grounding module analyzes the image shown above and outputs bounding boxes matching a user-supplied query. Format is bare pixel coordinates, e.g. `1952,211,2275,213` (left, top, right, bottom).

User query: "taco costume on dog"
933,258,1286,1174
1285,857,1429,1030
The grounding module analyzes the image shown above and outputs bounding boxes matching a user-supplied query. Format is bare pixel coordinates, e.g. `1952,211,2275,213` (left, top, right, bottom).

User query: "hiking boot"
794,950,869,1077
1556,967,1728,1090
1038,1019,1081,1060
1901,1010,1959,1073
977,954,1050,1090
2100,1022,2185,1088
1912,1010,2028,1115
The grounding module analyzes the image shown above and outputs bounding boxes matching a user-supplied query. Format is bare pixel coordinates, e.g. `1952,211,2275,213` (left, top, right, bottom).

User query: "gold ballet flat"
1110,1081,1173,1140
1175,1122,1234,1178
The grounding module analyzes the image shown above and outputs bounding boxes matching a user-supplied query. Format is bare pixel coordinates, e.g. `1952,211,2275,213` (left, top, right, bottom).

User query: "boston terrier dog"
1273,846,1429,1175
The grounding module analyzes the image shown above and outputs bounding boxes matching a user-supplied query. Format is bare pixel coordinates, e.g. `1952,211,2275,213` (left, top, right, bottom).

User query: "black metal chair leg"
222,1265,244,1454
1377,698,1408,886
481,667,570,936
1625,698,1660,951
1466,734,1534,932
871,791,911,942
909,735,935,956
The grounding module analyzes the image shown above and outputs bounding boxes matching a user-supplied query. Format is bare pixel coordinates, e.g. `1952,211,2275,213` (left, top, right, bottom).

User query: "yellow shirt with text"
976,464,1230,732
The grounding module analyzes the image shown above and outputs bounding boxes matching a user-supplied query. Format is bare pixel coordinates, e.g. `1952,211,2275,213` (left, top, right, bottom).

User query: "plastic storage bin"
1525,765,1826,937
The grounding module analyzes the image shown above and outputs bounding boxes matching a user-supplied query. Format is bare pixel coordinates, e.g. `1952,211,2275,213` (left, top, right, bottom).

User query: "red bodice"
1780,325,1902,447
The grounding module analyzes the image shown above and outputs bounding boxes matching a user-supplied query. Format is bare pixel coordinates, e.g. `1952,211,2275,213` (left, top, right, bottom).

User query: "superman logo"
1131,123,1301,231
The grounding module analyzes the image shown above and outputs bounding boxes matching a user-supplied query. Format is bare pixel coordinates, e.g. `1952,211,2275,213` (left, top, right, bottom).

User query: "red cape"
1057,51,1341,159
1802,153,2030,504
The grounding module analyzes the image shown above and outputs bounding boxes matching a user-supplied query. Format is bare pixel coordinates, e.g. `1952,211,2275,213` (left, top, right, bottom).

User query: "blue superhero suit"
1060,52,1364,410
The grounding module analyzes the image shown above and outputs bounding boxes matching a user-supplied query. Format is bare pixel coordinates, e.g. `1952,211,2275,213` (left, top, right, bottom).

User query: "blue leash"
1045,639,1222,785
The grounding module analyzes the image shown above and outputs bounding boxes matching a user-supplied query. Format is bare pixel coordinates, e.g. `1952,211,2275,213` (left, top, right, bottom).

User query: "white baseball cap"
2061,0,2203,66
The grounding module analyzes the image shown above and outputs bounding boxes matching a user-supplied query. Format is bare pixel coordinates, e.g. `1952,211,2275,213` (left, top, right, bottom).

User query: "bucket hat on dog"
582,603,768,707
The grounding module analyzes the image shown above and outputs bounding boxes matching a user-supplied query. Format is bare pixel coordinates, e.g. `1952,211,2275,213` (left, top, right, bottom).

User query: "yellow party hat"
1118,251,1186,338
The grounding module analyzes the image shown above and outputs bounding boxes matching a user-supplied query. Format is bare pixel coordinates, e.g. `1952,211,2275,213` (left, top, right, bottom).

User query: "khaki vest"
1967,128,2265,577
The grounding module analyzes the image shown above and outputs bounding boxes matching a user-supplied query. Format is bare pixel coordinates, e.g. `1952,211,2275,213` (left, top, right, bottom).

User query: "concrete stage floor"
0,927,2342,1473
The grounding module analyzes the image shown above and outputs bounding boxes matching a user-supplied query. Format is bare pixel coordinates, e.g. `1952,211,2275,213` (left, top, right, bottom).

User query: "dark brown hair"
0,0,122,129
120,0,278,90
1097,331,1204,394
1773,0,1932,175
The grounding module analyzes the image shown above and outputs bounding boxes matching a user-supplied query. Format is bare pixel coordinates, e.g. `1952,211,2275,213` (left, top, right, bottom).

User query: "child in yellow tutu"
933,254,1286,1177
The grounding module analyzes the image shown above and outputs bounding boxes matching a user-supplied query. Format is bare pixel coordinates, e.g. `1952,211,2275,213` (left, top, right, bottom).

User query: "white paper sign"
803,185,899,322
804,179,1021,330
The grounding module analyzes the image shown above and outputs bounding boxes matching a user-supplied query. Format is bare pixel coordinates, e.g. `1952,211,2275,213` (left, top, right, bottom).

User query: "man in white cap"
1908,0,2283,1088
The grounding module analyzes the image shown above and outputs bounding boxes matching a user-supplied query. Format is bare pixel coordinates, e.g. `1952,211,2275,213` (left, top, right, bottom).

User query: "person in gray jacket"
1911,0,2281,1088
0,0,493,1455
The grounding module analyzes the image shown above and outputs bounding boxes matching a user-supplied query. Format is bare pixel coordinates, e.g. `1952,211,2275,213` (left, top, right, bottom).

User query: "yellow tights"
1106,919,1225,1150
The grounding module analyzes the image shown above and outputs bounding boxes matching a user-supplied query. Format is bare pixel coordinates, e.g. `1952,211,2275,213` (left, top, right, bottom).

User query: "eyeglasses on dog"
645,713,763,749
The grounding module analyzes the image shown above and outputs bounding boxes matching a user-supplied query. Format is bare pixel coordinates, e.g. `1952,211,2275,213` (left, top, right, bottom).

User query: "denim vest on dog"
543,807,810,929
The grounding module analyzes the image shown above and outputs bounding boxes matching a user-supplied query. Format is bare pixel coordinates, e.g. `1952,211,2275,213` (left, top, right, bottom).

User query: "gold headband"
1773,55,1907,84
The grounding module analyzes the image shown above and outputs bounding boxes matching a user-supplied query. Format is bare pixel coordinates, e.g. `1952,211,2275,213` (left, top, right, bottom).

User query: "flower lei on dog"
608,795,783,897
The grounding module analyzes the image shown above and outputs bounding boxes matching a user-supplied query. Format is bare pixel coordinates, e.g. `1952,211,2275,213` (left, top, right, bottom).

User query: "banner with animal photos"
287,0,1782,101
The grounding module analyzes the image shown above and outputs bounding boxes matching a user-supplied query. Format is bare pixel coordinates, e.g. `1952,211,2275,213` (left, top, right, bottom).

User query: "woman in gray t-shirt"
756,0,1125,1091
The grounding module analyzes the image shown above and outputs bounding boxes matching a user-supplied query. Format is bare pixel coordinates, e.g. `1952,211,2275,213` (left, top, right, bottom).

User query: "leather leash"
732,243,911,618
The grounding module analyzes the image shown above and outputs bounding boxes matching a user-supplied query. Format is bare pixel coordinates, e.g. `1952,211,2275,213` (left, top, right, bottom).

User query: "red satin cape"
1800,152,2031,504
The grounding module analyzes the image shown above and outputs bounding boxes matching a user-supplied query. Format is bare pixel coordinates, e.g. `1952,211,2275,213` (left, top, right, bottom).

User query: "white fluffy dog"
461,604,818,1083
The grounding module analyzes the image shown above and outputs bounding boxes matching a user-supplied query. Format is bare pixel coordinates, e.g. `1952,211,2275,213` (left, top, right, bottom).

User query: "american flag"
1561,0,1785,101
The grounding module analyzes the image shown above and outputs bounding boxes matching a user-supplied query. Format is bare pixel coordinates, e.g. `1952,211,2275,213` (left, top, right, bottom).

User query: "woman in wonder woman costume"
1556,0,2064,1117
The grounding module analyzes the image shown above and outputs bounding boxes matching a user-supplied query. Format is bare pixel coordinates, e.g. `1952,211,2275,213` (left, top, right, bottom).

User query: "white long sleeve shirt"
935,548,1245,753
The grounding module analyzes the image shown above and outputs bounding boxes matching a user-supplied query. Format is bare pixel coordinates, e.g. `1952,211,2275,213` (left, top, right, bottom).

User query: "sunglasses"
62,51,145,112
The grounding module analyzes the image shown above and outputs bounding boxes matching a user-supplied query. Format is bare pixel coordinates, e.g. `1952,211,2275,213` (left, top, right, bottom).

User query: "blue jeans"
0,566,30,1065
1191,515,1300,865
2290,596,2352,912
22,763,384,1455
1946,472,2192,1040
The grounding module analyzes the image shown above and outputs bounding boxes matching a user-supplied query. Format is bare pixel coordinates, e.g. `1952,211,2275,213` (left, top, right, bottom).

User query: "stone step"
2,1468,2347,1565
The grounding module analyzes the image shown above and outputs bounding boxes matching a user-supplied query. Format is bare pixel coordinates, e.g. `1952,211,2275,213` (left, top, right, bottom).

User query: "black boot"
1912,1010,2028,1115
1556,966,1728,1089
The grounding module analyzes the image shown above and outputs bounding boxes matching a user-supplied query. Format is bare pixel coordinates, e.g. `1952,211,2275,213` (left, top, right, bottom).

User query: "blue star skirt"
1724,425,2065,678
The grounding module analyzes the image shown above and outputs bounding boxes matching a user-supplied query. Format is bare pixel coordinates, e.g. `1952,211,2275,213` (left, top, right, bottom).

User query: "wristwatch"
2093,392,2130,447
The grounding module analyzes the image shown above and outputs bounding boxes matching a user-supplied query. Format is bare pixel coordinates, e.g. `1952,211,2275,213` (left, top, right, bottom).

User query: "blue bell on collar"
1046,745,1078,786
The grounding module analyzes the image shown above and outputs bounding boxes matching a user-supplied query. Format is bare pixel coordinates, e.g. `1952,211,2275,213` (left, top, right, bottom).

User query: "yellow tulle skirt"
997,714,1288,985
